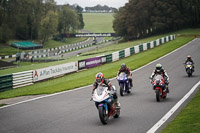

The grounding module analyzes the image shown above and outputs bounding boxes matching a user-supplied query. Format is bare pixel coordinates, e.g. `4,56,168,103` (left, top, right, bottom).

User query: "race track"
0,39,199,133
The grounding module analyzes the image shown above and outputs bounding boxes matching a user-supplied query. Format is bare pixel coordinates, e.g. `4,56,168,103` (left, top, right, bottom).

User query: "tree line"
85,4,117,12
113,0,200,41
0,0,84,44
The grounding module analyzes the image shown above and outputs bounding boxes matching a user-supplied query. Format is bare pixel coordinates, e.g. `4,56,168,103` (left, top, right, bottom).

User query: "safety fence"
12,70,33,88
0,74,12,91
0,35,175,91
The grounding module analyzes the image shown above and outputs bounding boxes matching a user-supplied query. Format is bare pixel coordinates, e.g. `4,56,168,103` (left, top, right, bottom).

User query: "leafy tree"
76,5,84,29
57,5,79,34
113,0,200,41
40,11,58,44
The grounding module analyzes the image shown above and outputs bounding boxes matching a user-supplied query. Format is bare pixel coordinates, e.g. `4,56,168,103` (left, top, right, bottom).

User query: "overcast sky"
54,0,129,8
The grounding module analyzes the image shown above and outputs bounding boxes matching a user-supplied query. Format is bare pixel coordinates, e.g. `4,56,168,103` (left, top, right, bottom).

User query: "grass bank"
0,35,193,99
161,88,200,133
83,13,114,33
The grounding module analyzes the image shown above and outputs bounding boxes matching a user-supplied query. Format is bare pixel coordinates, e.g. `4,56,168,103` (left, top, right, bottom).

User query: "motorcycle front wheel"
187,69,192,77
120,84,124,96
98,106,108,125
156,89,161,102
114,109,120,118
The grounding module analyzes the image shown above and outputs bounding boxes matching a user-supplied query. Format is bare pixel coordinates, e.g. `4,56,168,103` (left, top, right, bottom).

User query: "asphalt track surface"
0,39,199,133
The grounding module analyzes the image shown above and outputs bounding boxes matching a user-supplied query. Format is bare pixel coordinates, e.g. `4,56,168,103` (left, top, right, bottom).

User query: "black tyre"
114,110,120,118
120,84,124,96
156,89,161,102
187,69,192,77
163,92,167,99
98,106,108,125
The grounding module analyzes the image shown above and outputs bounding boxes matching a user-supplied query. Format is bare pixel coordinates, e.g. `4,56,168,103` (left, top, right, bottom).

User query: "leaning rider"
150,64,170,93
185,55,195,71
117,63,133,88
92,72,120,109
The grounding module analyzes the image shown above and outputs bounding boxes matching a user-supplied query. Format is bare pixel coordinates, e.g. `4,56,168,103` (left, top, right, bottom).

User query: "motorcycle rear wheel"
98,106,108,125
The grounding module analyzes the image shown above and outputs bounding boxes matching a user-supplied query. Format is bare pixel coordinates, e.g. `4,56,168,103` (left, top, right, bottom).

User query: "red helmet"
96,72,104,84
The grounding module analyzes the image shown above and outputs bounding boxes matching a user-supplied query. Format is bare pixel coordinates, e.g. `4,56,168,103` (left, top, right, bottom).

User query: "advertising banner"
101,56,107,64
85,57,102,68
33,62,78,82
78,60,86,70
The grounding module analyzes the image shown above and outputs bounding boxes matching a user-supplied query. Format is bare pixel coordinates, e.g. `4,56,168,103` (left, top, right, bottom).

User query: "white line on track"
0,39,197,110
147,80,200,133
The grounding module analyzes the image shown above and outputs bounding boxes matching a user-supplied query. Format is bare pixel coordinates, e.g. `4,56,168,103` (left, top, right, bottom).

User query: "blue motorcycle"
117,72,132,96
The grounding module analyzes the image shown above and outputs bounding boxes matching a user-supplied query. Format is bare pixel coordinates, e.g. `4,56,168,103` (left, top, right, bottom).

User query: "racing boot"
166,85,169,93
130,79,133,87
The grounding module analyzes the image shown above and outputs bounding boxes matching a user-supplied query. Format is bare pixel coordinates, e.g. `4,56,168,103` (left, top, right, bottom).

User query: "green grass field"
161,88,200,133
83,13,114,33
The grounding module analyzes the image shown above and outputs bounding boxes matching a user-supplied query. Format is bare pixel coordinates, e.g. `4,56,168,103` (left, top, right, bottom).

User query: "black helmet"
156,63,162,72
121,63,126,70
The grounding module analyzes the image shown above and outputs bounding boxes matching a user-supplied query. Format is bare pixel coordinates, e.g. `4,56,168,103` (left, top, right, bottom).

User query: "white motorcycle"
91,85,120,125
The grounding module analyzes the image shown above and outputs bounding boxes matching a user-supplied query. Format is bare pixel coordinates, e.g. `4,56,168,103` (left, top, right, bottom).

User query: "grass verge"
161,88,200,133
0,104,7,107
0,35,193,99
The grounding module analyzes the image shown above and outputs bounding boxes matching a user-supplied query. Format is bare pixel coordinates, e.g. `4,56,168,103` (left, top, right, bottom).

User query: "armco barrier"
112,51,119,62
0,74,13,91
125,48,131,57
130,47,135,55
119,50,125,59
12,70,33,88
106,54,112,63
147,43,151,49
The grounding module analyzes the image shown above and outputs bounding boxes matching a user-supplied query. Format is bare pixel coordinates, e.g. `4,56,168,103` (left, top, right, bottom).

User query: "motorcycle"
185,61,193,77
151,75,167,102
91,85,120,125
117,72,132,96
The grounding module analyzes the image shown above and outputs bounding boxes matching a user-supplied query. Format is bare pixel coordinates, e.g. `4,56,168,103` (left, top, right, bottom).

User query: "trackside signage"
33,62,78,82
78,56,106,69
85,57,102,68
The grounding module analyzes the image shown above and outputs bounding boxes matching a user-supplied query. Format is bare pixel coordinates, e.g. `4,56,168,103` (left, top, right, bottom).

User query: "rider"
117,63,133,87
150,64,170,93
92,72,120,109
185,55,195,71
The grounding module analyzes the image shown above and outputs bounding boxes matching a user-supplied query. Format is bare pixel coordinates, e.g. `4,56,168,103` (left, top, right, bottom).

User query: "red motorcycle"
151,75,167,102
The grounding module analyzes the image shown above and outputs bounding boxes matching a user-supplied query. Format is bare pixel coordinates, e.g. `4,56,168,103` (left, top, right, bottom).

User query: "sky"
54,0,129,8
